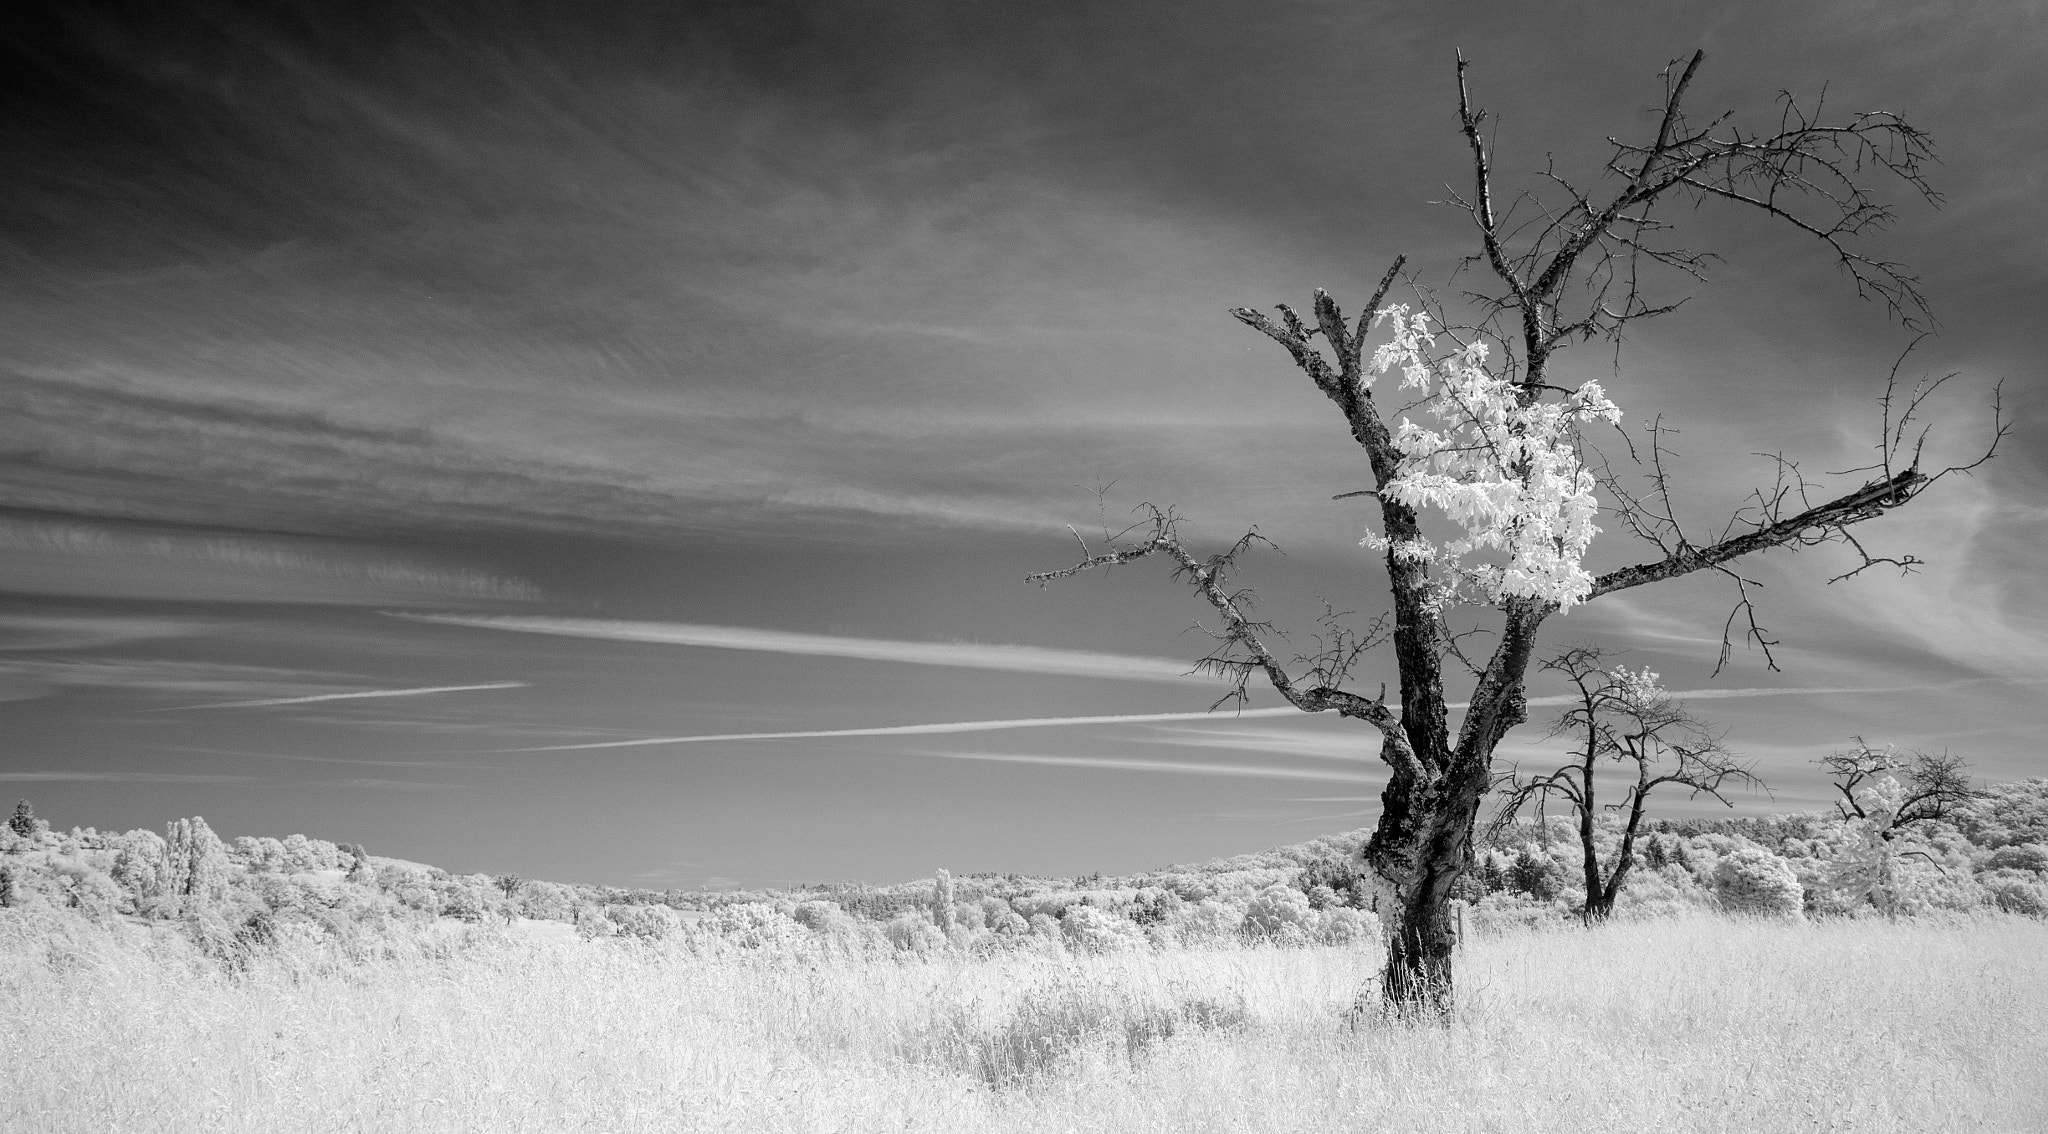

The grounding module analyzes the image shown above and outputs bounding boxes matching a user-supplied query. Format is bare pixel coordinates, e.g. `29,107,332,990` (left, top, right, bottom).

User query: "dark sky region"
2,0,2042,889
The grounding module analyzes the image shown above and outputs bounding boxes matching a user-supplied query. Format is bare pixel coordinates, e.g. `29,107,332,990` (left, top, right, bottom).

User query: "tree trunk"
1382,889,1458,1012
1364,740,1501,1014
1578,751,1603,922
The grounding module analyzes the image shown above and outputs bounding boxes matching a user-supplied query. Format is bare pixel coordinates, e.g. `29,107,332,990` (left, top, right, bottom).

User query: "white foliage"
1362,306,1622,610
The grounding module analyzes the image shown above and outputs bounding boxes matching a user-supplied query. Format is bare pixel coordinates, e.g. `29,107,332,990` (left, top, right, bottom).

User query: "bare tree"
1030,50,2002,1013
1493,645,1758,922
1822,736,1980,836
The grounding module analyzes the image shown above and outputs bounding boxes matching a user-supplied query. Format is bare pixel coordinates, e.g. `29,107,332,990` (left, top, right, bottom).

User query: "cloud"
0,513,539,605
493,707,1303,752
398,614,1209,684
0,771,257,783
0,614,207,652
1143,724,1380,763
487,674,1956,755
0,657,359,703
302,778,462,791
174,681,527,711
159,746,497,770
915,751,1376,783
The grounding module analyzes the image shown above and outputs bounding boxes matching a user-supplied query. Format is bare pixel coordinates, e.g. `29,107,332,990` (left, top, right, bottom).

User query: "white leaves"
1360,307,1622,610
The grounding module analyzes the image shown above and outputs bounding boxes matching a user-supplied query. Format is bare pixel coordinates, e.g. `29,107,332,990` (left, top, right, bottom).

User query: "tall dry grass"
2,911,2042,1132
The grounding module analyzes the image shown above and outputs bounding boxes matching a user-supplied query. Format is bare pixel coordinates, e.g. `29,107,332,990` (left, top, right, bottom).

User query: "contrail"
177,681,527,710
919,751,1375,783
496,679,1930,753
497,707,1305,751
389,613,1207,684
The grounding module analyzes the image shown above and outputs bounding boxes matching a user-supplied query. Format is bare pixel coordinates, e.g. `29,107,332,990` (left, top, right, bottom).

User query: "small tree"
1823,737,1978,835
1821,738,1980,914
1712,846,1805,917
932,868,956,933
161,816,230,917
9,800,41,839
345,844,377,886
1031,51,2001,1012
1493,646,1758,921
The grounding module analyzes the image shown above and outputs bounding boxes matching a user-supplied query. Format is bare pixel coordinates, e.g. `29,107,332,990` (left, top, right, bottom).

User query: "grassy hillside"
4,786,2046,1130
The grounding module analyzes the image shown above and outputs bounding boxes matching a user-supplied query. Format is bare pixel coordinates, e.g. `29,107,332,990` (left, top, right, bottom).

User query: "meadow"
4,909,2043,1133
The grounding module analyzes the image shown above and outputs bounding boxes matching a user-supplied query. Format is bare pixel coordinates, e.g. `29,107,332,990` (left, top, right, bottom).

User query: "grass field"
3,911,2043,1133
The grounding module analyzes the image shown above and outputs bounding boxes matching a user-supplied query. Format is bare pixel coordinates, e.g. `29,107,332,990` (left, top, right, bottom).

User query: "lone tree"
1030,51,2002,1012
1492,645,1758,922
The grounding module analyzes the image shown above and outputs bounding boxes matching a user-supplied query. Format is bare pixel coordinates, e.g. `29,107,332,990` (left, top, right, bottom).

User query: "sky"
2,0,2043,889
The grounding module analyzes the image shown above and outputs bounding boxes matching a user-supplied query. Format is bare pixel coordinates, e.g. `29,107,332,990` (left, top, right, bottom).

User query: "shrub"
344,847,376,886
1059,905,1144,953
1243,884,1312,942
1987,843,2048,874
58,865,122,920
885,911,946,953
698,902,807,950
516,880,576,922
1172,899,1243,944
1712,847,1804,917
606,904,682,939
392,885,443,917
1982,870,2048,917
1317,905,1371,944
108,830,166,906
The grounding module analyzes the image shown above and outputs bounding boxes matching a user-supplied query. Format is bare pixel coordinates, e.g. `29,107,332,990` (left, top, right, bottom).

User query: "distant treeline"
2,778,2043,963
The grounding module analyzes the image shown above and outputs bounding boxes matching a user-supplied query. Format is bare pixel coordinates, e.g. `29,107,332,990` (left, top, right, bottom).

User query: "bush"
1059,905,1144,953
703,902,807,950
1317,905,1371,944
1712,847,1804,917
1982,870,2048,917
516,880,576,922
1171,899,1243,944
1986,843,2048,874
1243,884,1312,942
885,911,946,953
606,904,682,939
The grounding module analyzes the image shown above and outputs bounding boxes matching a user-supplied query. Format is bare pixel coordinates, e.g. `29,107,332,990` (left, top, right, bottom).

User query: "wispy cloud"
0,771,257,783
0,657,357,703
0,513,540,605
1143,724,1378,762
917,751,1375,783
0,614,207,651
303,778,462,791
174,681,527,710
491,677,1956,754
398,614,1207,684
495,707,1302,752
159,745,494,770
